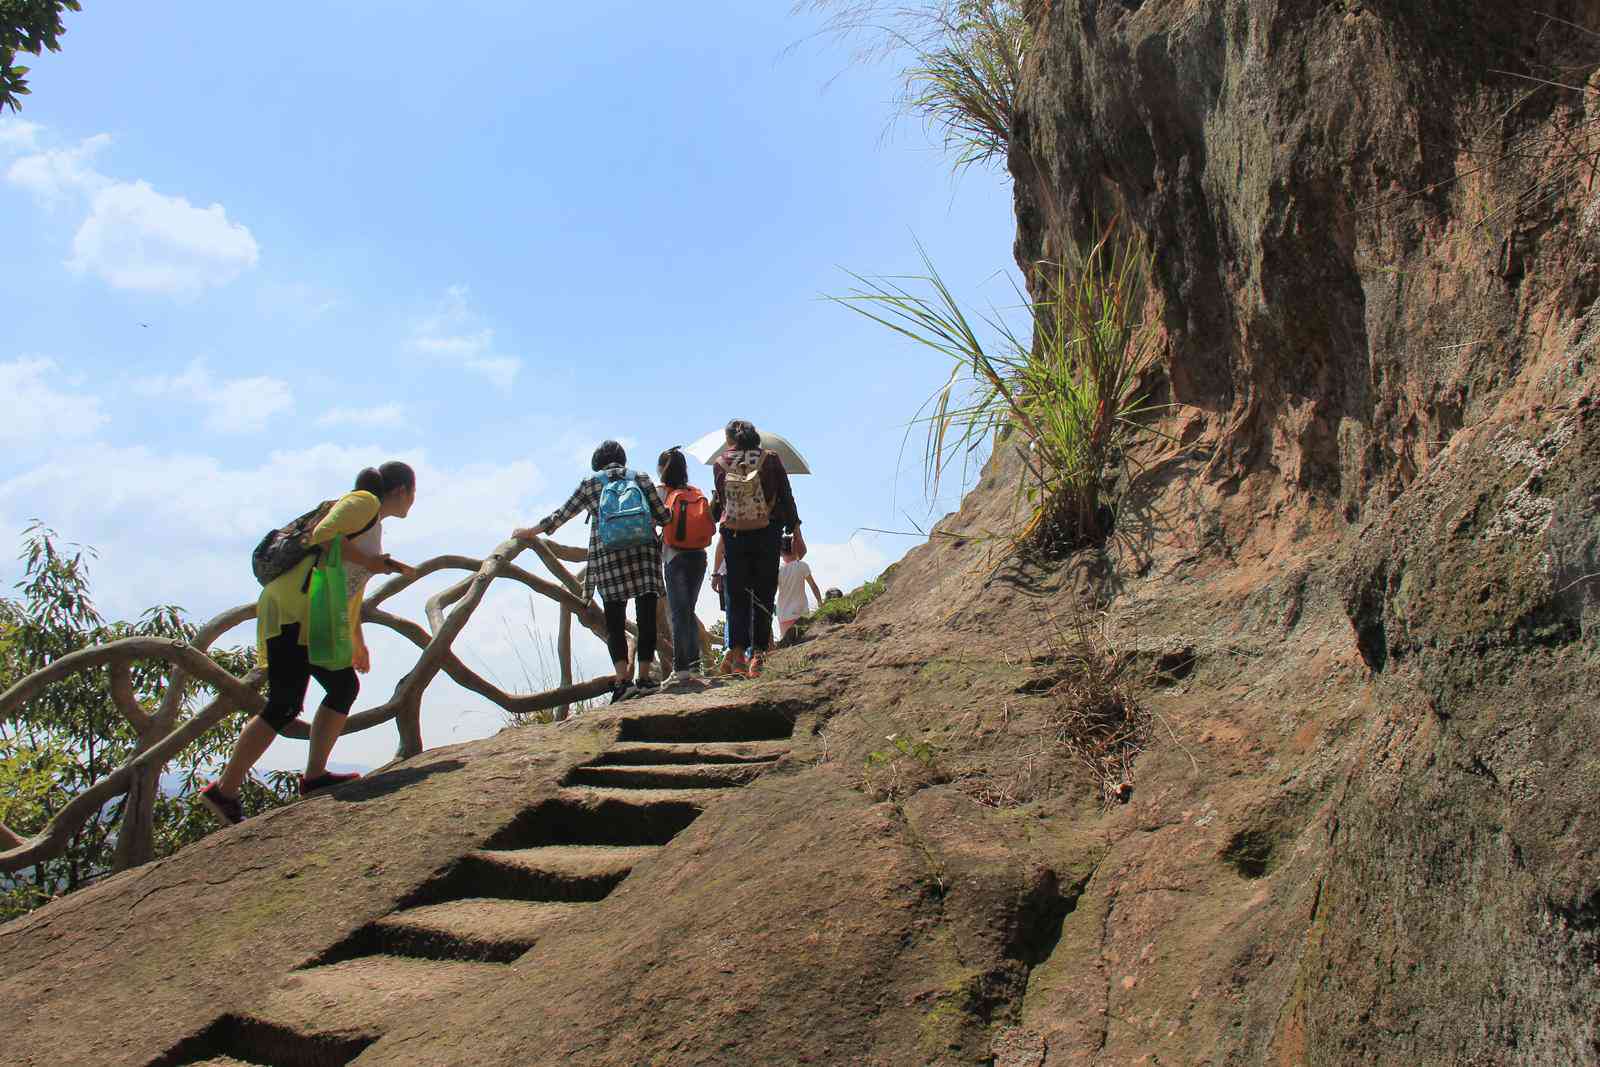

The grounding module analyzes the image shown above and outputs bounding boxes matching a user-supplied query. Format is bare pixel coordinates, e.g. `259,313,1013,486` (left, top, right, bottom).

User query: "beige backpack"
721,450,773,531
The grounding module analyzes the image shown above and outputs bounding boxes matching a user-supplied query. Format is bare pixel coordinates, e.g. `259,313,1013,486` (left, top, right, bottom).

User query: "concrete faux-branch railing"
0,536,669,876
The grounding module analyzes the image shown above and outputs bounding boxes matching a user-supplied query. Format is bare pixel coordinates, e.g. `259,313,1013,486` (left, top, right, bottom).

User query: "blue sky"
0,2,1017,768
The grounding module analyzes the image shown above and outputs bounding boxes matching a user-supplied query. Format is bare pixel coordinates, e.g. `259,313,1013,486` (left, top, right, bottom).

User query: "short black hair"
725,419,760,450
657,447,689,488
591,440,627,471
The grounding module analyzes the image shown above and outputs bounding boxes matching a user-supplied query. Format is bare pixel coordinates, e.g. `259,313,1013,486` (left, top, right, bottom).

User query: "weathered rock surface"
1004,0,1600,1062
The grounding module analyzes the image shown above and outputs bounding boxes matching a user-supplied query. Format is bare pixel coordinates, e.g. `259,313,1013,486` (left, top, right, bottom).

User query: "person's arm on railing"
310,493,414,575
514,479,590,543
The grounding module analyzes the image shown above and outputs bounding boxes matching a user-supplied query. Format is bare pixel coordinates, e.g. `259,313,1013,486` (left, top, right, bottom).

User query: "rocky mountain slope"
4,1,1599,1064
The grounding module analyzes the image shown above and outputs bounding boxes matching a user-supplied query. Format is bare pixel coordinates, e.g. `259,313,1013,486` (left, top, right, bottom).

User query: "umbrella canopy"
684,429,812,475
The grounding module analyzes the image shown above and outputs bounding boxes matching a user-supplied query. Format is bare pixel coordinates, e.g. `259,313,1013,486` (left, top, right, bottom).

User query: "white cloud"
69,180,259,294
3,127,259,296
407,285,522,385
318,403,405,429
0,357,109,446
801,532,891,595
6,132,109,201
0,118,42,154
138,358,293,434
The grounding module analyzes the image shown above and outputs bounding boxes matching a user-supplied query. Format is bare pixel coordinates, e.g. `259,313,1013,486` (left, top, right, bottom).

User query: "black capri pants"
603,596,658,666
260,623,360,733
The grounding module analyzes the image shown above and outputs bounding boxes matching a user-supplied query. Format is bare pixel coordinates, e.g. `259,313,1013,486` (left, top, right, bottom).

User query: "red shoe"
299,770,361,796
718,650,748,676
746,654,765,679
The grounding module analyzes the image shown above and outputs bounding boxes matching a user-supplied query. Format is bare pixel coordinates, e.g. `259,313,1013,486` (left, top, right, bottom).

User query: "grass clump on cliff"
797,0,1029,175
813,577,887,624
835,218,1165,554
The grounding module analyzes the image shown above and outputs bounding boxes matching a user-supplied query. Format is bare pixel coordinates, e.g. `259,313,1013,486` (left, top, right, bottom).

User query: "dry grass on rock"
957,610,1151,810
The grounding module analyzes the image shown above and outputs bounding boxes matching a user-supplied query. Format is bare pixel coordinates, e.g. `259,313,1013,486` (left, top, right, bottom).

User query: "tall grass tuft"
834,217,1164,553
796,0,1030,175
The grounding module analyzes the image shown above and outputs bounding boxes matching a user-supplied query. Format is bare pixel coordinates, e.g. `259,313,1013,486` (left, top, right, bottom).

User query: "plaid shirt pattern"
539,466,671,603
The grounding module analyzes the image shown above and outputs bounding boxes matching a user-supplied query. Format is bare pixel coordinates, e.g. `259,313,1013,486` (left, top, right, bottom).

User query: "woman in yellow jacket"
201,462,417,826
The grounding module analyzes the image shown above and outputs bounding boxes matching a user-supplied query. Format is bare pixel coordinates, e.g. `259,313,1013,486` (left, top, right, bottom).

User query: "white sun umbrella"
684,428,812,475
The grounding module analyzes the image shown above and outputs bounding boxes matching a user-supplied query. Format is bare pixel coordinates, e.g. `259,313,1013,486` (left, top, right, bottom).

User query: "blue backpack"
596,469,655,551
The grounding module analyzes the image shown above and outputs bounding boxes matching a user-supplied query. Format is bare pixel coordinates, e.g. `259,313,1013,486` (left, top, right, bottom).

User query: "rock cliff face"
1006,0,1600,1061
4,2,1599,1065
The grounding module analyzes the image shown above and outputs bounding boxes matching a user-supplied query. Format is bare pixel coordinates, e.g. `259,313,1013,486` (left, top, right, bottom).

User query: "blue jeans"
664,549,708,671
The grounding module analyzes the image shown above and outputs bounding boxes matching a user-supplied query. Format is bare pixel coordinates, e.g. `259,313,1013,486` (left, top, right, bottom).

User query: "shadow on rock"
331,759,467,802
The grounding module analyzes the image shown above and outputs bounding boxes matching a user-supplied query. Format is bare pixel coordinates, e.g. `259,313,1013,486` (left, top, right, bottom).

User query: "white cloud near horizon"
408,284,522,386
3,127,259,296
0,357,110,447
0,420,896,768
0,435,564,769
137,357,294,434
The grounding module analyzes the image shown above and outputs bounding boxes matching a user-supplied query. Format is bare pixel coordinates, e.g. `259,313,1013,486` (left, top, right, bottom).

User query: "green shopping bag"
306,537,353,669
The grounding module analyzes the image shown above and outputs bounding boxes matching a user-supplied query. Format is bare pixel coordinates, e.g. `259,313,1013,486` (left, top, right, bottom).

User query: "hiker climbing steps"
155,705,795,1067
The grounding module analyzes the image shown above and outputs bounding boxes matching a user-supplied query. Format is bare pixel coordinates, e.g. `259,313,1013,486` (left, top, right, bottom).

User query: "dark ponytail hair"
355,460,416,498
725,419,760,450
657,447,689,489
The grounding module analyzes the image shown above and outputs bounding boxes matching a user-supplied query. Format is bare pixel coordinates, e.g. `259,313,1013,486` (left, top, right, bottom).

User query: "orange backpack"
663,486,715,549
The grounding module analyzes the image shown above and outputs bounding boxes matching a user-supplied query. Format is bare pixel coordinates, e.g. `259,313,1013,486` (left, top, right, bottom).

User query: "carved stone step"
428,845,658,904
555,785,730,807
568,761,769,789
593,740,789,766
240,957,504,1050
364,898,591,962
474,790,716,851
615,703,797,743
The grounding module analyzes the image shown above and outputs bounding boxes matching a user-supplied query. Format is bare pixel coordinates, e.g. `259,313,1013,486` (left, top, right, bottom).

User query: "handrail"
0,536,673,876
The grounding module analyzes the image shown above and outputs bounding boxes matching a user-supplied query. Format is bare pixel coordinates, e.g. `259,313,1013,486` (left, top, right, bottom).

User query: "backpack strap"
301,545,322,594
300,498,378,592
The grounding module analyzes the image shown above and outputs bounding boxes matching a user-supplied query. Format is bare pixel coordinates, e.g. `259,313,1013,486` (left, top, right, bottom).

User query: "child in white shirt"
776,535,822,639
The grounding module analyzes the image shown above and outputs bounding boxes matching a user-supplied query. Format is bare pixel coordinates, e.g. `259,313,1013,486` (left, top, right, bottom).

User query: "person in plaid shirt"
513,440,671,703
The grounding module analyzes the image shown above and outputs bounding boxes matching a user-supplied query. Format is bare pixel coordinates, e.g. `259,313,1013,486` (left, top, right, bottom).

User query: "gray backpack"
251,502,336,588
252,500,377,587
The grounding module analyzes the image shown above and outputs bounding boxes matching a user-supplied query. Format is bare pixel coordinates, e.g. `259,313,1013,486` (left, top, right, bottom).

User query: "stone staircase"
152,703,795,1067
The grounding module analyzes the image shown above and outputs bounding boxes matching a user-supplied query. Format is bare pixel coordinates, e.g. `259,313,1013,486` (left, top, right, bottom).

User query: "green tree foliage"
1,0,80,112
0,524,293,922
